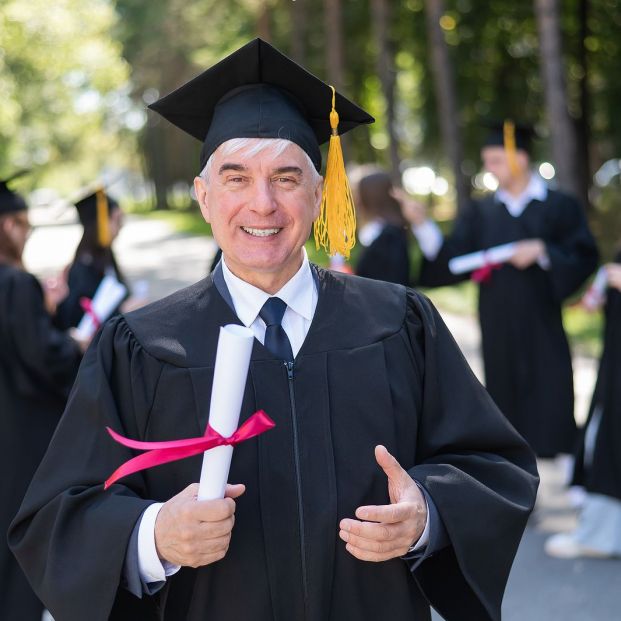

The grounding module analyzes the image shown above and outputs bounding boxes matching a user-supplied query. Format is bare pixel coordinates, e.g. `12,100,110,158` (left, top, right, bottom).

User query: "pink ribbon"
80,297,101,329
471,262,501,284
104,410,275,489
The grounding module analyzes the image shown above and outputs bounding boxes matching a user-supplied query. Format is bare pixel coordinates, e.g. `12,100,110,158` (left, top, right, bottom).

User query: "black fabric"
259,297,293,362
356,223,410,286
9,269,538,621
74,191,118,226
0,179,27,216
417,190,598,457
55,257,127,330
0,264,82,621
148,38,374,170
573,252,621,500
482,121,534,153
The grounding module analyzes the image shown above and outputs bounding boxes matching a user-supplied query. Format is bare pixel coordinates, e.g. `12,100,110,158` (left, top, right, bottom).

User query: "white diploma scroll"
448,242,516,275
75,274,127,339
582,266,608,310
197,324,255,501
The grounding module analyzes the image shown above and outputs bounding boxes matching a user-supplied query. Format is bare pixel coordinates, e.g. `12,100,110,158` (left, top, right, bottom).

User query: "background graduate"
400,122,599,458
354,169,410,286
0,174,84,621
10,40,538,621
545,257,621,558
55,188,144,330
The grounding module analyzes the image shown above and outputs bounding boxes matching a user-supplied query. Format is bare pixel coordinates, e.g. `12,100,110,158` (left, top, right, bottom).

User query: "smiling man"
10,40,538,621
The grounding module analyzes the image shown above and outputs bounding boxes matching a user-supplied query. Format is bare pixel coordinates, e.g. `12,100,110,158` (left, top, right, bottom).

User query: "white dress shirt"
133,249,428,585
413,174,549,265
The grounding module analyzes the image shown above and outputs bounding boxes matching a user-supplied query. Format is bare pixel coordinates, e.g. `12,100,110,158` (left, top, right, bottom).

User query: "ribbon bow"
104,410,275,489
80,297,101,329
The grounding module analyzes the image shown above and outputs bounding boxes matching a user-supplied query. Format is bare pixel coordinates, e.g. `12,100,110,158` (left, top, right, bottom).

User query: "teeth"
242,227,281,237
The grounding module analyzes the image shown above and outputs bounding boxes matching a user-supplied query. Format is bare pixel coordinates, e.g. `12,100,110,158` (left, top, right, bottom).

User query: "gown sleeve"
543,194,599,302
404,289,539,621
7,270,81,400
9,316,164,621
417,201,480,287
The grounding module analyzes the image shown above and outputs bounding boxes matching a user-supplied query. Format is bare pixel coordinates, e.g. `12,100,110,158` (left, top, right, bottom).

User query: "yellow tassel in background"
96,188,111,247
314,86,357,259
503,120,520,178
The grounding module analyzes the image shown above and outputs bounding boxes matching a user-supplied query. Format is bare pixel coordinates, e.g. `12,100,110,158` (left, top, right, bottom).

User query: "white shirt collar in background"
495,174,548,218
358,219,385,247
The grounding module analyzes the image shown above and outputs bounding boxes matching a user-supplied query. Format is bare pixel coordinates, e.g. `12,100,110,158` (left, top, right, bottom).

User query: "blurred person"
545,258,621,558
354,170,410,285
0,174,84,620
399,121,599,458
55,188,145,330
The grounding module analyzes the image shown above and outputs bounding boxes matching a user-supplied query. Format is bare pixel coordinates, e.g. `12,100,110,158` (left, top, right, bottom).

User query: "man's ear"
312,176,324,221
194,176,211,223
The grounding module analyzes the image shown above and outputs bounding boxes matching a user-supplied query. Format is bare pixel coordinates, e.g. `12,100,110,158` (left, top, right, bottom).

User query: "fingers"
355,501,414,524
338,519,414,560
375,445,410,487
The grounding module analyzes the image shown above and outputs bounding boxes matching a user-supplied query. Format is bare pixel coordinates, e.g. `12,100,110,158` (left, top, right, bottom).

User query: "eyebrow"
272,166,304,176
218,163,248,174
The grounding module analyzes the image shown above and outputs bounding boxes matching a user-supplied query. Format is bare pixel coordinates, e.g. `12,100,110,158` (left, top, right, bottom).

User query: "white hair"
199,137,321,184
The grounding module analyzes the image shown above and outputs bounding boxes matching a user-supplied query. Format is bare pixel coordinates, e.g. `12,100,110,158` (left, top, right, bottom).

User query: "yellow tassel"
503,120,519,178
313,86,356,259
96,188,111,247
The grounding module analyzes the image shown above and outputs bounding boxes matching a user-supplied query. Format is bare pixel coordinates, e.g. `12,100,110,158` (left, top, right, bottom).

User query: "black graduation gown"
0,264,82,621
418,190,598,457
55,256,127,330
10,269,538,621
573,255,621,500
356,223,410,286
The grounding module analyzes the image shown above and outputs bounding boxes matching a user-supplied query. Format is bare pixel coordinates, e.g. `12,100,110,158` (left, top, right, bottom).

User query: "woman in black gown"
354,171,410,286
545,256,621,558
0,177,83,620
55,189,134,330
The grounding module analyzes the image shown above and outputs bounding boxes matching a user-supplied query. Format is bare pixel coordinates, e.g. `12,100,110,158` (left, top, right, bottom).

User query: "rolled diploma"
75,275,128,339
449,242,516,275
198,324,255,501
582,266,608,310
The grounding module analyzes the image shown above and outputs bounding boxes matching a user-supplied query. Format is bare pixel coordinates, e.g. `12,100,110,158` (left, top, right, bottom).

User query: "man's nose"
251,179,277,214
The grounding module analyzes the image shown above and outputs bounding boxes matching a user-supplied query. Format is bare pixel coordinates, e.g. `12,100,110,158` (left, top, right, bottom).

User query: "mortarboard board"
148,38,374,258
74,187,118,248
0,170,29,216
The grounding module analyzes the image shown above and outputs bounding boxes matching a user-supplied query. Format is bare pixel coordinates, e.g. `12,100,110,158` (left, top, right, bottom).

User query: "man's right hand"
154,482,245,568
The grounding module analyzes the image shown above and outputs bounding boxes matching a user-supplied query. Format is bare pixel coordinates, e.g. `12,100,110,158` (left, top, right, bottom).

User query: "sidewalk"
27,213,619,621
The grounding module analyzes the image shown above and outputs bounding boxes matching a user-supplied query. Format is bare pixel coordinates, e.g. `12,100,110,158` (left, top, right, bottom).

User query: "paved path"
26,212,619,621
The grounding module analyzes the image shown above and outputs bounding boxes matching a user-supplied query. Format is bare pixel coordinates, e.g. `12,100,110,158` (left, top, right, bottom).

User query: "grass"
144,208,603,357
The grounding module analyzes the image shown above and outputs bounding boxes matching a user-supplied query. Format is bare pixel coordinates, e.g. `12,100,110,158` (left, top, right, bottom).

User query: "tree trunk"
257,0,271,41
370,0,400,183
534,0,584,204
575,0,591,209
290,0,307,65
423,0,468,212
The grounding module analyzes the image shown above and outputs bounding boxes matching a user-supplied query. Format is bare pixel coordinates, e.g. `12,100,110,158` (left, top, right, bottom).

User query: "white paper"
448,242,516,275
582,266,608,310
198,324,255,501
75,274,127,339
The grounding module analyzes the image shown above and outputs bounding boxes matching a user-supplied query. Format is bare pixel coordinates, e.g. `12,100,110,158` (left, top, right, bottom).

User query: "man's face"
195,140,322,287
481,146,528,188
3,212,31,257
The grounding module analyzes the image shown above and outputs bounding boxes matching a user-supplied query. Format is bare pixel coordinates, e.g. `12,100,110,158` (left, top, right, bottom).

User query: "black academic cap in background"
483,120,536,154
73,188,118,227
148,38,374,171
0,170,29,215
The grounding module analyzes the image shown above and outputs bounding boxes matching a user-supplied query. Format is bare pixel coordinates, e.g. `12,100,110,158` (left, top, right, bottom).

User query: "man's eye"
274,177,296,184
227,176,245,183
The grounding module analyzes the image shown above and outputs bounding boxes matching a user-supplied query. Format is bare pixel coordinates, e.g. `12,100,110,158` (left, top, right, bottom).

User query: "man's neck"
223,253,305,295
499,172,531,198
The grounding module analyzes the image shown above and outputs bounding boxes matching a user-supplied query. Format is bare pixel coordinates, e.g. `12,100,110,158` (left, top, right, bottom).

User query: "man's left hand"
339,445,427,562
509,239,546,270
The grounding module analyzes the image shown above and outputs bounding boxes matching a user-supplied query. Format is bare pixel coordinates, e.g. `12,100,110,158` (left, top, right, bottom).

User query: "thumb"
375,445,408,484
224,483,246,499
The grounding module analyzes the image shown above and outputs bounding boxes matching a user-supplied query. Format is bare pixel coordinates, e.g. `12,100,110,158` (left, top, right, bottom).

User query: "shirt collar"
496,173,548,207
358,219,385,247
221,248,315,327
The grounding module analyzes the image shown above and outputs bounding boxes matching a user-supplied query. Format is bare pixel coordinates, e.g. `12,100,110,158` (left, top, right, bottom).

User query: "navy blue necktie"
259,297,293,362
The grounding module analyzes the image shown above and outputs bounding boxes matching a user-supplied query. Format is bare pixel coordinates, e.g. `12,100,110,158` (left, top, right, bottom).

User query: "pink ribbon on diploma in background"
79,297,101,329
471,262,501,284
104,410,275,489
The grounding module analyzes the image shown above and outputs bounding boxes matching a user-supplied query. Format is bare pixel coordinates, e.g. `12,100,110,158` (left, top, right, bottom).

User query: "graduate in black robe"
402,122,599,457
55,189,130,330
10,41,538,621
0,176,82,620
545,256,621,558
355,170,410,286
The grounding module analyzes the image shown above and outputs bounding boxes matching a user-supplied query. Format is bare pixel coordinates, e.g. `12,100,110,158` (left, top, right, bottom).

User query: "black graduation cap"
73,187,118,247
0,170,29,215
483,120,536,154
148,38,374,172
